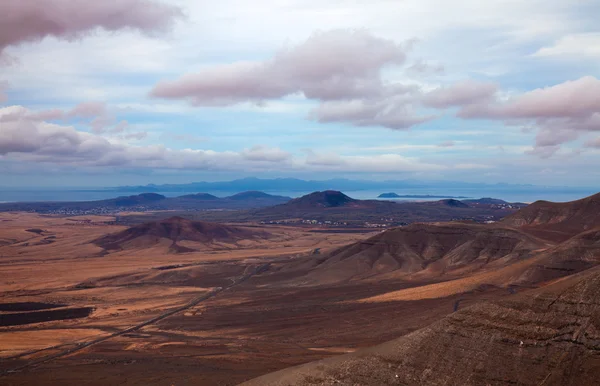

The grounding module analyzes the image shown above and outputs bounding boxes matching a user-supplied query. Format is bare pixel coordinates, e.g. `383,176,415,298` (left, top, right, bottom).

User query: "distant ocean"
0,187,597,204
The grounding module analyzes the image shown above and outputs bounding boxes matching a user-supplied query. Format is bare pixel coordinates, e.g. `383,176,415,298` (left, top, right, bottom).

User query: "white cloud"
241,145,291,162
533,33,600,59
459,76,600,120
309,97,433,130
585,136,600,149
0,105,442,174
151,29,411,105
454,77,600,156
423,80,498,108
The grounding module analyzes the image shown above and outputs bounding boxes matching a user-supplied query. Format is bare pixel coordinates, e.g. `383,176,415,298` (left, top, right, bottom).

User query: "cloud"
151,29,410,105
423,80,498,108
532,33,600,59
169,134,210,143
585,137,600,148
458,76,600,120
68,102,107,118
122,132,148,141
241,145,291,162
452,77,600,156
454,163,492,170
406,60,445,76
303,150,346,167
302,152,445,173
437,140,455,147
309,97,434,130
0,108,271,170
0,81,8,103
150,29,439,130
0,106,444,174
0,0,183,58
525,145,561,159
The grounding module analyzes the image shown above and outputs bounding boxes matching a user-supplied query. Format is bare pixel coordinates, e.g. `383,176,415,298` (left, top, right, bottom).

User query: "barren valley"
1,192,600,385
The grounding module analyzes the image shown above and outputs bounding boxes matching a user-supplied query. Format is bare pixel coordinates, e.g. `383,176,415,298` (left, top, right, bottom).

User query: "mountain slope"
279,190,360,209
93,216,271,253
278,222,547,285
512,226,600,285
502,192,600,241
243,265,600,386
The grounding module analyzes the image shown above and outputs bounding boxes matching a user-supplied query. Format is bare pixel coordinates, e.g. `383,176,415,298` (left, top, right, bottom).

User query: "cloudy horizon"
1,0,599,187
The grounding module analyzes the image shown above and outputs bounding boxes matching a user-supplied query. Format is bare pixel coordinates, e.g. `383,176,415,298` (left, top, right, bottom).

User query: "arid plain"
1,190,600,386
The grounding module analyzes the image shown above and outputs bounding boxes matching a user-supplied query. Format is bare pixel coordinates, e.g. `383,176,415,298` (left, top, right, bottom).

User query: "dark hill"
431,198,470,208
287,190,357,208
93,216,271,253
112,193,166,206
512,226,600,286
378,192,401,198
463,197,508,205
226,191,289,201
243,265,600,386
0,191,291,213
278,222,546,285
501,192,600,242
177,193,219,200
248,191,524,225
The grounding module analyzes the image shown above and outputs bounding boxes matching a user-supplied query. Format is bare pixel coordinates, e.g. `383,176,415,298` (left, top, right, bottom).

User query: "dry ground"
0,212,523,385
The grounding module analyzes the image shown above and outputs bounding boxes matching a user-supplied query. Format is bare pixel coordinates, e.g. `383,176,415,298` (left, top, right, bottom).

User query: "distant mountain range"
244,191,526,225
0,191,291,213
378,192,469,199
0,190,529,226
111,177,578,193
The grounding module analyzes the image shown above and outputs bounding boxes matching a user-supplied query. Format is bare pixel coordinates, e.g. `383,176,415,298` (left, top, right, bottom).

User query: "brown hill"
279,190,362,209
243,265,600,386
512,226,600,286
278,222,547,285
501,192,600,242
92,216,271,253
423,198,470,208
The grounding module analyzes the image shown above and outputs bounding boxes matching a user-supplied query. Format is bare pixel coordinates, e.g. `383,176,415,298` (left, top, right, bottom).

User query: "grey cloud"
30,109,66,121
303,150,346,167
67,102,126,134
151,29,409,104
170,134,210,143
0,106,444,174
0,102,125,134
423,80,497,108
303,153,445,173
451,77,600,156
0,81,8,103
406,60,445,76
68,102,107,118
310,98,434,130
525,145,561,159
458,76,600,120
0,0,183,58
111,121,129,134
585,137,600,148
534,127,580,147
122,132,148,141
150,29,435,130
241,145,291,162
0,107,290,170
437,140,455,147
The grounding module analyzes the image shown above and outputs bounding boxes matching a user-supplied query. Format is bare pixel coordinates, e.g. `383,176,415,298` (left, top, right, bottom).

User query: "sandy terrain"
1,212,392,384
0,212,550,385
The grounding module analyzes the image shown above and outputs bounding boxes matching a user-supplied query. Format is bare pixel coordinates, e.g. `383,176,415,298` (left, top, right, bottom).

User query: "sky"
1,0,600,187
